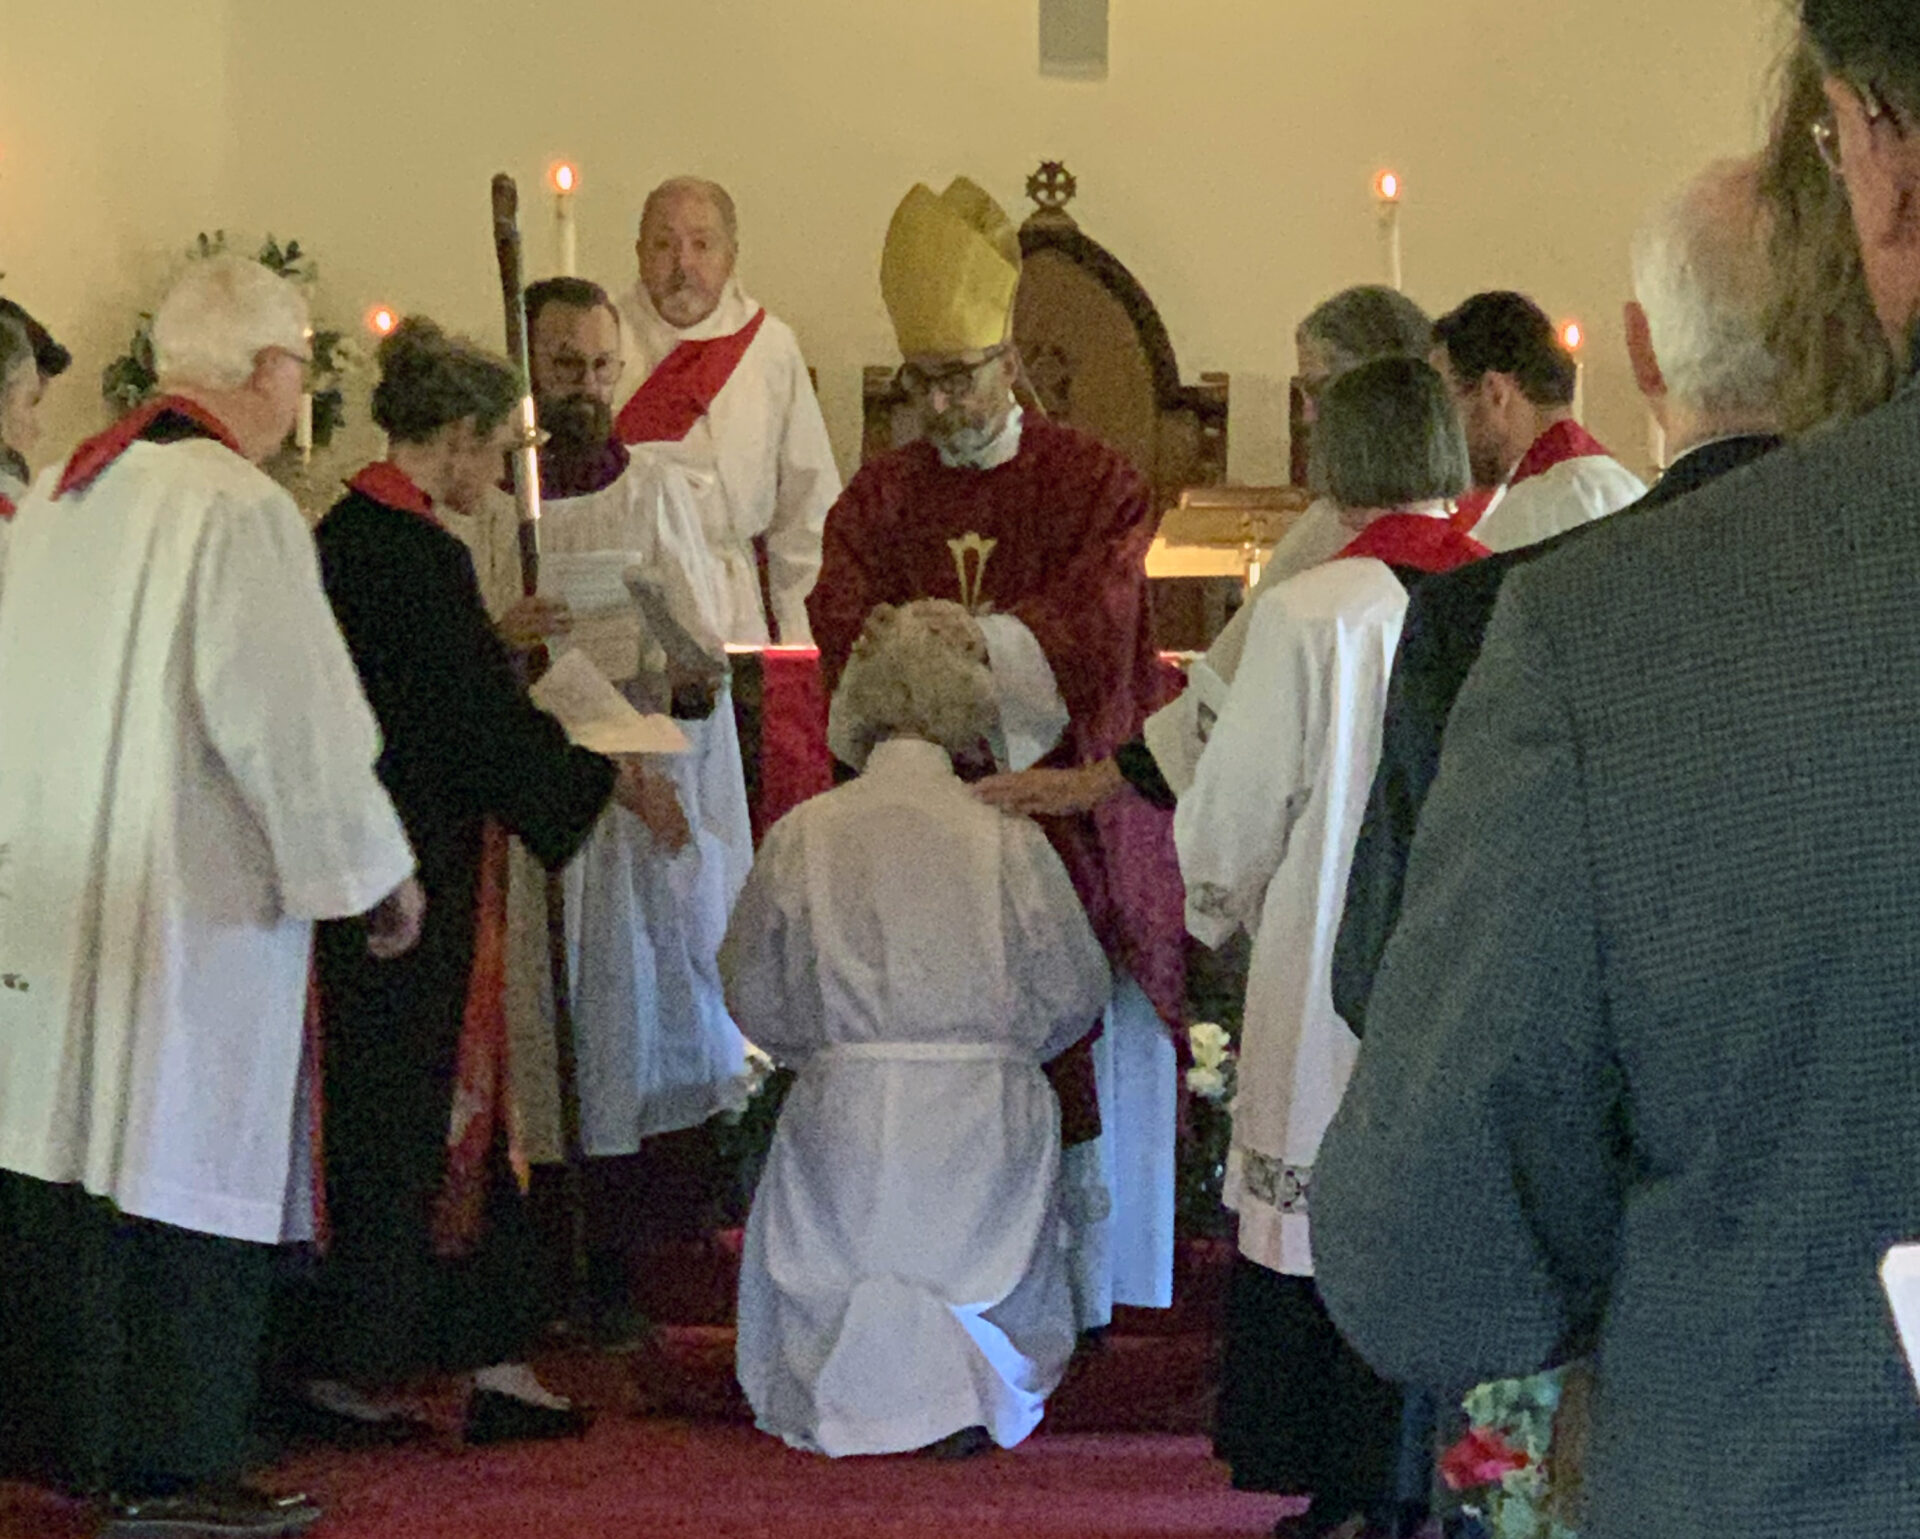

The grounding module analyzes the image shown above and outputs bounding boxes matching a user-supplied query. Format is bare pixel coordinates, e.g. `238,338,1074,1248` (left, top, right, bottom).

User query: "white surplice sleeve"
764,336,840,647
1001,816,1112,1062
192,489,415,920
1174,587,1322,948
718,816,824,1065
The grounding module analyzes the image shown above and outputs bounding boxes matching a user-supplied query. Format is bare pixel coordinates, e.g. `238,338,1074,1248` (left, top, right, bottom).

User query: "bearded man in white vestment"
615,176,840,645
500,278,755,1325
0,255,420,1536
723,600,1109,1457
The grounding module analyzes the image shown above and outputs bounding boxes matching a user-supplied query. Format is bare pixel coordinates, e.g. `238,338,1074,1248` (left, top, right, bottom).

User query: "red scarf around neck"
57,395,245,498
1508,418,1617,488
1337,511,1489,573
616,308,767,445
348,460,442,527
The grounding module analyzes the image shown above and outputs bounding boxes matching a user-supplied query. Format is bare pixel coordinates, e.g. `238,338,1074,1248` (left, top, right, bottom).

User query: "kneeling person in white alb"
722,599,1110,1457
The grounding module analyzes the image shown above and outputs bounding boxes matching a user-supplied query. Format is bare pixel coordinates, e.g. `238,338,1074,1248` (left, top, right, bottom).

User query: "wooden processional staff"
491,173,593,1329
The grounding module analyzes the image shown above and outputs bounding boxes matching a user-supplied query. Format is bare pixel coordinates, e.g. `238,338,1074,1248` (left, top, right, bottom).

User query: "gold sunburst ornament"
947,532,998,612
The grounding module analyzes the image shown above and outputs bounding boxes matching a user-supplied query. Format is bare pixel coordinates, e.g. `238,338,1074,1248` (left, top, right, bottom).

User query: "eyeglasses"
896,345,1009,402
1812,82,1897,181
540,349,623,388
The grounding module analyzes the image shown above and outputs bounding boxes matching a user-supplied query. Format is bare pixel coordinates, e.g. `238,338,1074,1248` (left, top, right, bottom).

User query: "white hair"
834,600,996,770
1630,159,1780,418
151,253,310,392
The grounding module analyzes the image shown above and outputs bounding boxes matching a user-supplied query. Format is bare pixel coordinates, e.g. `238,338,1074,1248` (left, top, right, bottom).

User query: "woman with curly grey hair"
723,597,1111,1459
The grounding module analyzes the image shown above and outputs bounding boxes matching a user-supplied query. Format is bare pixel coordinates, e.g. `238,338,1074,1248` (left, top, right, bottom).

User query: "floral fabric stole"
344,461,529,1258
615,308,767,445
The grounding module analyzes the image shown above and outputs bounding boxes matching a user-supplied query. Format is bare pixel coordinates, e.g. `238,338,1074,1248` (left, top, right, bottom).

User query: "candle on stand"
1648,412,1668,476
295,391,314,463
551,161,580,277
1373,169,1404,292
1560,318,1586,425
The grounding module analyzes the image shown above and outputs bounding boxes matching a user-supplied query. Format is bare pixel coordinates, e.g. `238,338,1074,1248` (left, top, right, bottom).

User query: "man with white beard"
0,255,421,1536
616,176,840,644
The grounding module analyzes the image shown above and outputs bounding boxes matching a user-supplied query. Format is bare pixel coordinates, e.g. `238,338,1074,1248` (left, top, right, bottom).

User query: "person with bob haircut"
275,317,690,1448
1174,357,1487,1539
722,597,1111,1459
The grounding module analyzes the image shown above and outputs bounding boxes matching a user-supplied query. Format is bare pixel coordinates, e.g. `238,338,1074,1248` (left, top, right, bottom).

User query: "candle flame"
368,306,398,336
1560,320,1585,353
551,161,579,195
1373,169,1402,203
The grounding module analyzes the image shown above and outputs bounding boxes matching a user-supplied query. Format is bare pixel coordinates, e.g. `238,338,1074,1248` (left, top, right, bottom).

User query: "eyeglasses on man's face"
897,346,1009,403
540,349,623,389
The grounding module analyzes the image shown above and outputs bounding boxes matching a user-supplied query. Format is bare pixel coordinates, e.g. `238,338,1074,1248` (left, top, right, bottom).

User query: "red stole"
57,395,244,498
0,494,14,521
1338,511,1490,573
615,308,767,444
1508,418,1618,487
1450,484,1497,536
337,461,529,1257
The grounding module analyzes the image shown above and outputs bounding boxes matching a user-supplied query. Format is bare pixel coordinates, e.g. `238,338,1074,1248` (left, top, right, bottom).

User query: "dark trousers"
0,1169,272,1496
1214,1257,1414,1527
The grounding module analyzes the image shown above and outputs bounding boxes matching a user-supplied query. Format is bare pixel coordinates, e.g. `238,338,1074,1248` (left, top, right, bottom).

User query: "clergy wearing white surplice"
724,600,1109,1457
500,280,754,1329
615,176,840,645
0,256,419,1536
1176,358,1486,1537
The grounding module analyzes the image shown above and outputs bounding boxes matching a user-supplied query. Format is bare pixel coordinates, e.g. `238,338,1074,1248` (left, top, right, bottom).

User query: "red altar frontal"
726,646,1189,840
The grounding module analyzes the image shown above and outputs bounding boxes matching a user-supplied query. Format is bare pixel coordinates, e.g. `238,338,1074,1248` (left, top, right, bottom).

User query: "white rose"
1188,1021,1232,1068
1186,1064,1229,1101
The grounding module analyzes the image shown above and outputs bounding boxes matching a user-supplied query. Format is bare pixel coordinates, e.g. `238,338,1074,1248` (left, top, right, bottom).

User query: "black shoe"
463,1388,592,1445
918,1425,995,1460
265,1393,433,1449
103,1484,321,1537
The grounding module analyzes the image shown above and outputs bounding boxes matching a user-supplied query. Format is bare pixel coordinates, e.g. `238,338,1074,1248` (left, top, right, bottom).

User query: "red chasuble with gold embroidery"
807,417,1186,1046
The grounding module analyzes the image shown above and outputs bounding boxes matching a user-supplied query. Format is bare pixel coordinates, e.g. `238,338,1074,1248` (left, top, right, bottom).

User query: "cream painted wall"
11,0,1792,488
1,0,236,460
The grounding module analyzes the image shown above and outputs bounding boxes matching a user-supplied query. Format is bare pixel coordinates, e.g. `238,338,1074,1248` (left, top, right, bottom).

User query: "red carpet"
1,1424,1293,1539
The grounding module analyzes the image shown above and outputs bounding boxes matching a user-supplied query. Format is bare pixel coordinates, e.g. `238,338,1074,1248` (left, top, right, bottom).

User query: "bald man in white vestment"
0,256,418,1537
615,176,840,645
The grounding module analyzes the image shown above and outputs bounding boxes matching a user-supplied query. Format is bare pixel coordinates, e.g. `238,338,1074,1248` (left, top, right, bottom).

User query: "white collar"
863,737,960,780
936,403,1025,472
621,276,760,373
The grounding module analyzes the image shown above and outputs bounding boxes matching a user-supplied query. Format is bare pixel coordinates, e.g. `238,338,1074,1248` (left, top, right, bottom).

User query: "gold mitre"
880,177,1022,357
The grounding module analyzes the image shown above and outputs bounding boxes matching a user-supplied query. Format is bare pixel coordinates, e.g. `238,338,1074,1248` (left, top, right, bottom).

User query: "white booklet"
528,648,689,757
1882,1243,1920,1397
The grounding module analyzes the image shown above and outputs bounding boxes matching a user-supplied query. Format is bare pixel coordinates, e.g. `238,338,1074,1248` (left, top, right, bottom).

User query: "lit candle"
1560,319,1586,425
552,161,580,278
1373,170,1404,292
295,392,314,462
367,305,398,337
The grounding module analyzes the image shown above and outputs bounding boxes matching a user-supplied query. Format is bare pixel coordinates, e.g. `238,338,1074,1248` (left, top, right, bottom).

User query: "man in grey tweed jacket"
1312,3,1920,1533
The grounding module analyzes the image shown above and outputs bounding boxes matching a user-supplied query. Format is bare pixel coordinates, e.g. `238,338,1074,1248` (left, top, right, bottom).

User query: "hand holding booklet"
529,648,689,757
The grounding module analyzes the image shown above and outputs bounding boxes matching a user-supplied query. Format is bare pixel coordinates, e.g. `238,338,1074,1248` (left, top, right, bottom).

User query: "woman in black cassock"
277,318,687,1445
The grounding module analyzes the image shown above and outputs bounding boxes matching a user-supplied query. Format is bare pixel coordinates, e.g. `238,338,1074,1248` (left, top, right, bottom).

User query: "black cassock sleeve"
315,496,616,871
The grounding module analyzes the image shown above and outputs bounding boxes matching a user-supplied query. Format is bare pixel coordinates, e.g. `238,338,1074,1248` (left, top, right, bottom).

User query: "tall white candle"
552,162,580,278
1559,320,1587,426
1373,171,1404,292
295,392,314,461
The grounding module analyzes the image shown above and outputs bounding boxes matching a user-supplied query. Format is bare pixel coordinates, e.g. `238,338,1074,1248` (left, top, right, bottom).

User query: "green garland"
101,233,360,447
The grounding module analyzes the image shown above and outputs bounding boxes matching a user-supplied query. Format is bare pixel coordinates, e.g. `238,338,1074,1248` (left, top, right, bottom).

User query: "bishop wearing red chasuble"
807,177,1183,1330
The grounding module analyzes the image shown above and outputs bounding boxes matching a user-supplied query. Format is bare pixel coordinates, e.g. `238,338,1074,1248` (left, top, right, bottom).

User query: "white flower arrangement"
1184,1020,1237,1103
718,1042,778,1121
